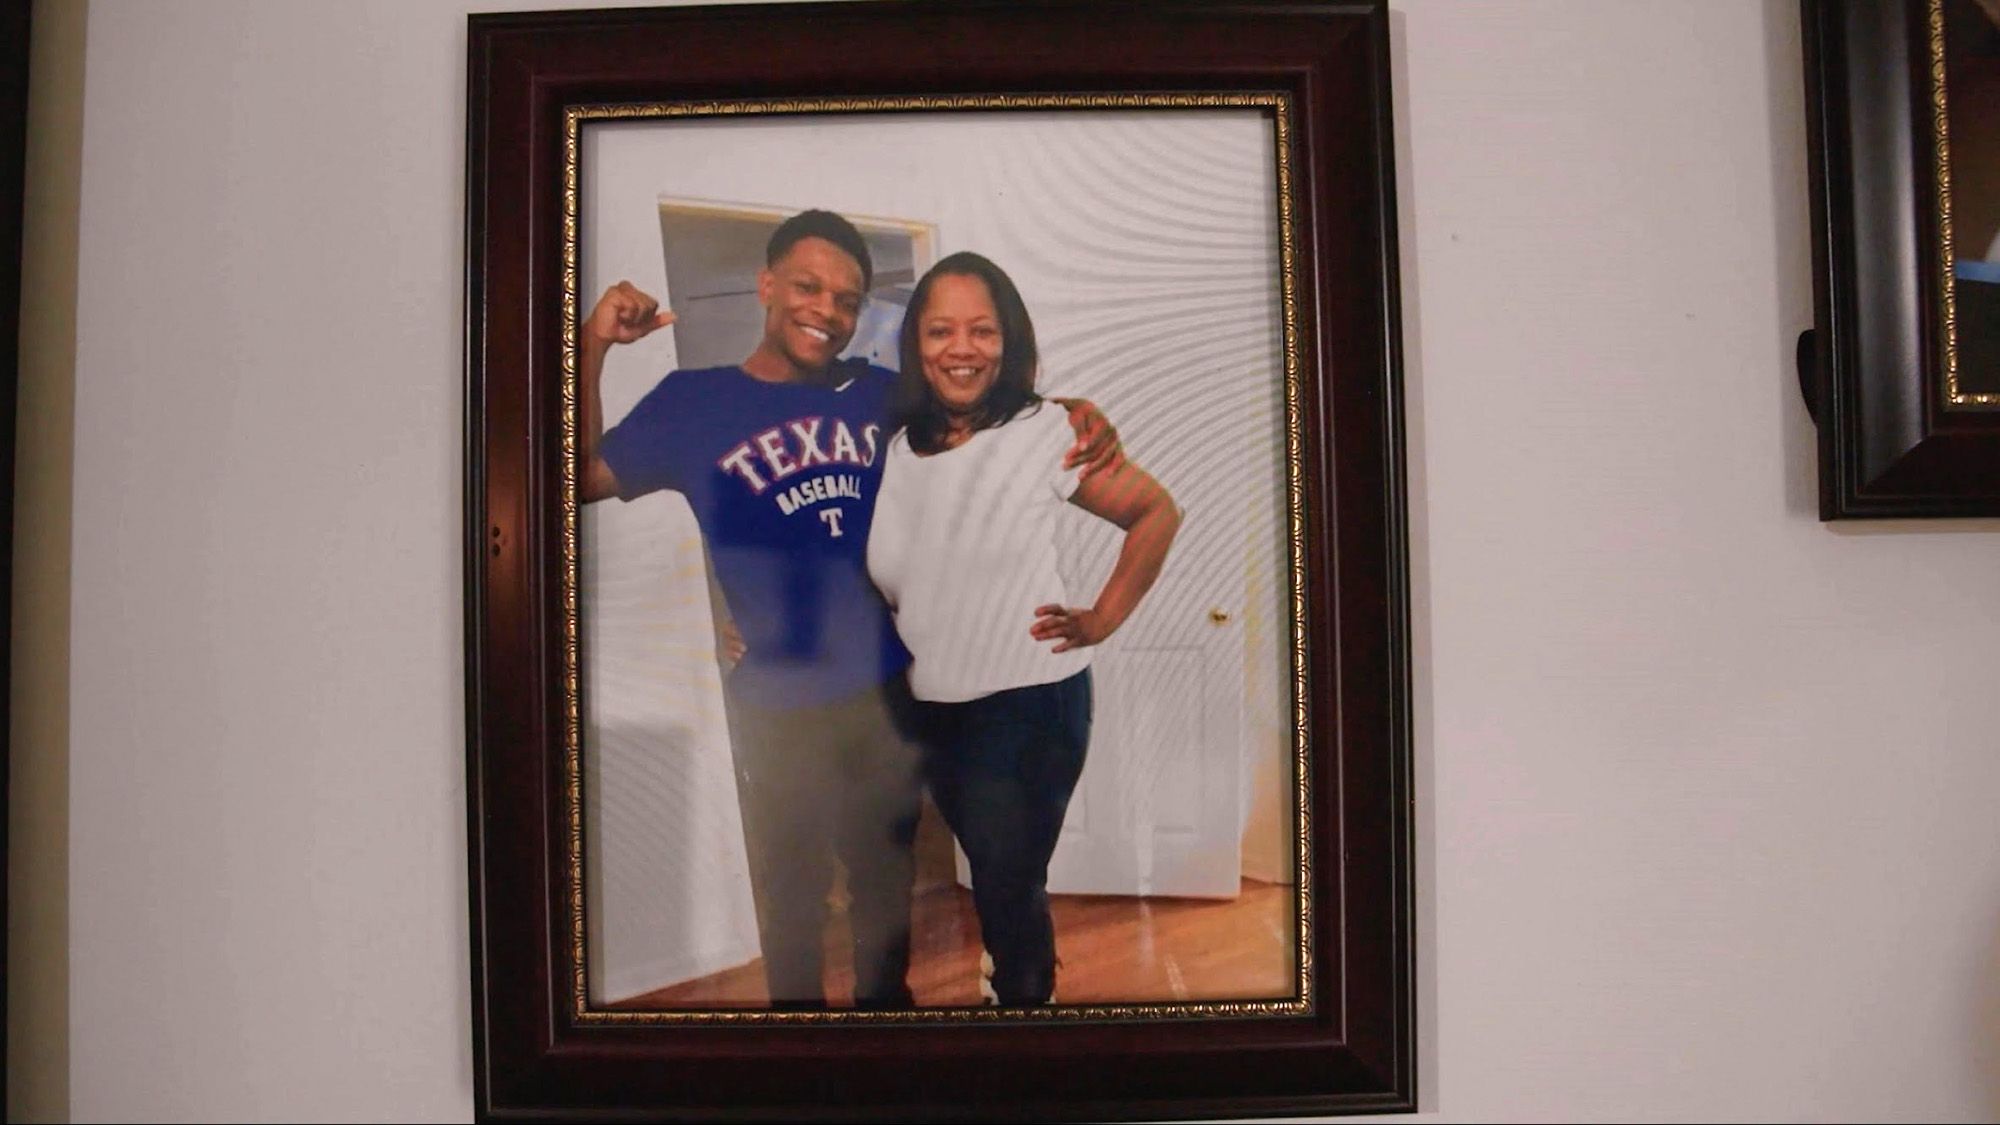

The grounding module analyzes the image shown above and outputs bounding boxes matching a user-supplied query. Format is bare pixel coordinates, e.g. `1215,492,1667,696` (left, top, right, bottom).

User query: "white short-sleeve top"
866,403,1089,703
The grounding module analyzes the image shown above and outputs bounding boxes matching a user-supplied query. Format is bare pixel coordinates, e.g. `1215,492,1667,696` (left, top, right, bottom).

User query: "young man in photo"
577,210,1120,1009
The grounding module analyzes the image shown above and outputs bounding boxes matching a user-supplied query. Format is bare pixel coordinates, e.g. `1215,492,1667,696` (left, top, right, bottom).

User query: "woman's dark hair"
895,251,1042,454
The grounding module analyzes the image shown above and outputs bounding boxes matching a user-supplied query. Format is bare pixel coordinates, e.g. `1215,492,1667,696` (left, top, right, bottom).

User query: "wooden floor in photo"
610,878,1295,1010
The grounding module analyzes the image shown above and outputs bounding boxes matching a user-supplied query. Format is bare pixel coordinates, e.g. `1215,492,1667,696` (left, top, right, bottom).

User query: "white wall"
21,0,2000,1120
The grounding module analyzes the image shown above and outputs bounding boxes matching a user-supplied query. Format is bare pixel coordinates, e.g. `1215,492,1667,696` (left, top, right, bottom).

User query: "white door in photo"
946,246,1285,901
1042,487,1255,900
945,351,1278,901
972,119,1288,901
1034,348,1275,901
945,396,1274,902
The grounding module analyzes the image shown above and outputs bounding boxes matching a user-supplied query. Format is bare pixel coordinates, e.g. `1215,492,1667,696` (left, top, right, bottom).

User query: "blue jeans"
918,669,1092,1006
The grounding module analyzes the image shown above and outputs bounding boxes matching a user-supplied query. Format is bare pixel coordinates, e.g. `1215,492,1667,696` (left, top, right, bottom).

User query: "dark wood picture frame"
1801,0,2000,518
463,2,1413,1119
0,5,31,1112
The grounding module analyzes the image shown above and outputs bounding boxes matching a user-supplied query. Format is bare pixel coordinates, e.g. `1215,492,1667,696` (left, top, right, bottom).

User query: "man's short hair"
767,209,874,290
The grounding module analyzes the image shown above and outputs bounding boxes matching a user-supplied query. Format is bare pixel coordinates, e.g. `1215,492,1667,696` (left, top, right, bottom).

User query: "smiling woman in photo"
867,252,1182,1006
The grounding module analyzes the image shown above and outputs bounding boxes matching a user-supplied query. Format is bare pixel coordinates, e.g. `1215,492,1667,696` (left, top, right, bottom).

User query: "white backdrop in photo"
581,111,1291,1000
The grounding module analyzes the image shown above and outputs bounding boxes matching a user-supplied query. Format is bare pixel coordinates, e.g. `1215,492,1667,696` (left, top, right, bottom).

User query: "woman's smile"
918,273,1006,418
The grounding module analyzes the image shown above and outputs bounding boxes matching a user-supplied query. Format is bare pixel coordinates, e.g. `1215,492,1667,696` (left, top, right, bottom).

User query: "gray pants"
725,679,923,1008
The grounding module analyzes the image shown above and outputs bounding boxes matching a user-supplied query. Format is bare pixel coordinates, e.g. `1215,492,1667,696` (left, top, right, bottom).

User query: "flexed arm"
580,281,676,502
1032,461,1181,653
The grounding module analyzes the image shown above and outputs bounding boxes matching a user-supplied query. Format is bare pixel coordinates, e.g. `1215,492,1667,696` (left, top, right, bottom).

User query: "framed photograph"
1801,0,2000,518
463,1,1413,1119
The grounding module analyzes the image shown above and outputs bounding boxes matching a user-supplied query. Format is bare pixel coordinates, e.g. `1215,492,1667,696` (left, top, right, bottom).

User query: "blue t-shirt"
599,359,910,710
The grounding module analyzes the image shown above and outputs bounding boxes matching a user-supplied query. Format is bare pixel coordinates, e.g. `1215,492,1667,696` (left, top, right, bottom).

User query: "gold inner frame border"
558,92,1316,1025
1932,0,2000,407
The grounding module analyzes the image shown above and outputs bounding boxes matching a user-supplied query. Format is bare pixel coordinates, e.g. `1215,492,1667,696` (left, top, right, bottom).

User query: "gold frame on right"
1802,0,2000,517
1927,0,2000,407
559,95,1313,1028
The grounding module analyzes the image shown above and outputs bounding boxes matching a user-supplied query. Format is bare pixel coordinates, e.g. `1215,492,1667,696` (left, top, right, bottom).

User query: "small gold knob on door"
1209,608,1232,624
